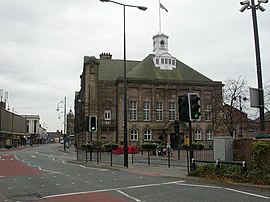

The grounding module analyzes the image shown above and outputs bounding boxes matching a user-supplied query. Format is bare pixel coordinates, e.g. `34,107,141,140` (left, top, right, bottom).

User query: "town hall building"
74,31,223,149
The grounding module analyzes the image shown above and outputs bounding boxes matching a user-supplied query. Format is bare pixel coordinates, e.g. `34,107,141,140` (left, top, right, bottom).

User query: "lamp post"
100,0,147,168
57,97,67,151
239,0,268,132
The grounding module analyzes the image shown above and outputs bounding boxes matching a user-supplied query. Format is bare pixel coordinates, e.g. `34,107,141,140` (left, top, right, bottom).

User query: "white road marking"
176,182,269,199
116,190,141,202
225,188,269,199
43,181,185,199
176,182,222,189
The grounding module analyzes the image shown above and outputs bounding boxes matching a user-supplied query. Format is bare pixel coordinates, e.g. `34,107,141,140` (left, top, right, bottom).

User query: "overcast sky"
0,0,269,132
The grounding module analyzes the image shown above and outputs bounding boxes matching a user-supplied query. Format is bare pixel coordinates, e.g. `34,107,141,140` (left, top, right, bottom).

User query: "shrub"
252,141,269,170
190,164,270,185
81,143,93,151
181,142,204,150
141,143,158,150
104,143,119,151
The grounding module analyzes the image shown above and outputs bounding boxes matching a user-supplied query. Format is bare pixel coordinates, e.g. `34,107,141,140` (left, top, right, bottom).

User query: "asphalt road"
0,144,269,202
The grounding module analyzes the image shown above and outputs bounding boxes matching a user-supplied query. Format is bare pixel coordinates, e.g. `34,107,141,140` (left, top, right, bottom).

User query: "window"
27,120,30,133
129,101,137,121
143,101,151,121
206,129,213,140
165,58,168,64
205,103,212,121
104,110,111,125
168,102,176,121
156,102,163,121
194,129,202,140
205,112,211,121
34,120,38,133
168,59,171,64
172,60,175,65
130,129,138,141
144,129,152,141
161,58,164,64
160,40,165,48
205,103,211,111
104,110,111,120
156,58,159,64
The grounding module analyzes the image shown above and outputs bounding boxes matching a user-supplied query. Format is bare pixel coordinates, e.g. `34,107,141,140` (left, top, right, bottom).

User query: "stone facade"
75,55,223,149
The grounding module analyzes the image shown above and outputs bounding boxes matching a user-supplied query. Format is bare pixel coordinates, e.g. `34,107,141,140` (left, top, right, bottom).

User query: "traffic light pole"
188,120,193,172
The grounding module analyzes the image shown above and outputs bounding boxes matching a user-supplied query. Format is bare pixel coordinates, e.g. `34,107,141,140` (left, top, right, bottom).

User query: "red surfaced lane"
40,192,128,202
0,154,46,176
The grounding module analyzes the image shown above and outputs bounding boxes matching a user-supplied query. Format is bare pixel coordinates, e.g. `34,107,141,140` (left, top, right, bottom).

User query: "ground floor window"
144,129,152,141
130,129,138,141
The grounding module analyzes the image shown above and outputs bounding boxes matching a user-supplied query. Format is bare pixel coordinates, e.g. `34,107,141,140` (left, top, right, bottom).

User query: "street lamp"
100,0,147,168
57,97,67,151
239,0,268,132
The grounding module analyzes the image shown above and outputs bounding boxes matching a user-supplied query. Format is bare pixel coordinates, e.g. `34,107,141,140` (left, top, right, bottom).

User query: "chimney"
99,52,112,60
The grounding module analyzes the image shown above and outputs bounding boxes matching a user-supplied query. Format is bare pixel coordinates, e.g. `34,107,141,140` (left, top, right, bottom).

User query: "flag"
160,3,168,12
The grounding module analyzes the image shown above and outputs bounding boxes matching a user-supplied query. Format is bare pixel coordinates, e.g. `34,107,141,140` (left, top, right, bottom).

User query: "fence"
191,159,247,173
76,147,214,168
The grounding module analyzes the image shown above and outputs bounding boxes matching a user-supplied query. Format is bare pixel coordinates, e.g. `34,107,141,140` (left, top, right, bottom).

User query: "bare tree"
220,76,249,137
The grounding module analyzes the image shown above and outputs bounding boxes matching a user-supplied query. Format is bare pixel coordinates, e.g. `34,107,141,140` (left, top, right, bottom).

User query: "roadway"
0,144,269,201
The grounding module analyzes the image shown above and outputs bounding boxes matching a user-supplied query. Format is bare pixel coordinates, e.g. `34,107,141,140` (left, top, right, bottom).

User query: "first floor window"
130,129,138,141
206,129,213,140
194,129,202,140
104,110,111,120
168,102,176,121
144,129,152,141
156,102,163,121
143,101,151,121
205,112,212,121
129,101,137,121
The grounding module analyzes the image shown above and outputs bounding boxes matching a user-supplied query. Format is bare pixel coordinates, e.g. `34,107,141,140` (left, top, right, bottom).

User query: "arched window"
130,129,138,141
144,129,152,141
160,40,165,48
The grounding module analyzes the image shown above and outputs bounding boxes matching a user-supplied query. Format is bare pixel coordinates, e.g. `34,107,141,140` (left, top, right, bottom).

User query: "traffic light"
173,120,179,134
178,95,189,122
188,93,201,121
89,116,97,132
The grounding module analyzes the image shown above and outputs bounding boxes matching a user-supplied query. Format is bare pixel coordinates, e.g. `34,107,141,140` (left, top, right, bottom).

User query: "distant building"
21,115,40,144
0,102,27,148
74,31,223,149
67,109,75,144
47,130,63,143
38,125,48,144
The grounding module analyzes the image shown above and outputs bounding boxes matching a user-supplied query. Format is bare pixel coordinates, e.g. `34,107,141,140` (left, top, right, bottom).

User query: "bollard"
191,158,195,170
242,161,247,173
215,159,220,168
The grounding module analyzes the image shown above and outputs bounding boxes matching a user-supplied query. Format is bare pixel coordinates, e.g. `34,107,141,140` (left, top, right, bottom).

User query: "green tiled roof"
98,54,213,83
98,59,139,81
127,54,213,83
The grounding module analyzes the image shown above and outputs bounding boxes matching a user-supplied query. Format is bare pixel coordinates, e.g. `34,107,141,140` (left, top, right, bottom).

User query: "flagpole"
158,0,161,32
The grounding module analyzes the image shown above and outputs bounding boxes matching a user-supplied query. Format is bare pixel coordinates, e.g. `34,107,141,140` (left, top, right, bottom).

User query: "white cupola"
152,32,176,70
